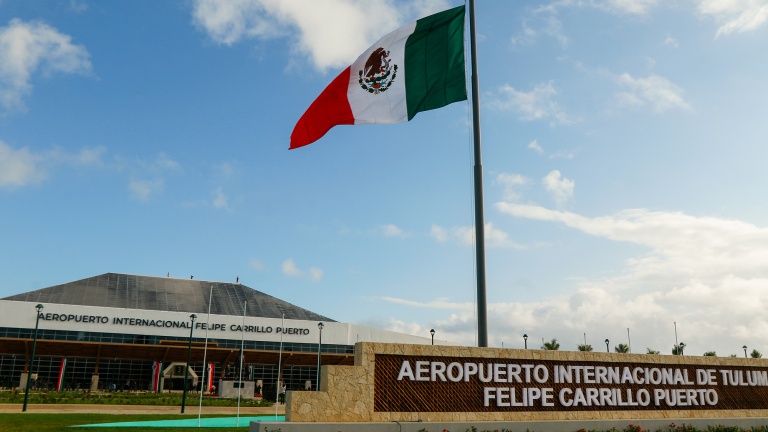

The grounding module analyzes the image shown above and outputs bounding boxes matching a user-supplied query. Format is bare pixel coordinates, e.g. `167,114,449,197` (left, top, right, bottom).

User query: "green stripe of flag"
404,5,467,121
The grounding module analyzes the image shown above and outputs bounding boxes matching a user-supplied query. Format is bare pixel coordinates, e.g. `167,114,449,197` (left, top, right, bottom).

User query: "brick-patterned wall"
287,342,768,423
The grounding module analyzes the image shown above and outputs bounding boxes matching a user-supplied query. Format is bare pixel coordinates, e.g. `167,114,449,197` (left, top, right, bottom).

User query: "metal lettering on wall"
36,313,311,335
374,354,768,412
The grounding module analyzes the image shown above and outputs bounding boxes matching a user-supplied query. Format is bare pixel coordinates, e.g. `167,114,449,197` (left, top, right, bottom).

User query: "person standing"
279,381,286,404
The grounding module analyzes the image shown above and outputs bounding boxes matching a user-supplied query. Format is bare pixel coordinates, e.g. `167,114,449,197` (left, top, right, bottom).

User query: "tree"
672,345,684,355
542,339,560,350
729,354,738,358
751,349,762,358
646,348,660,354
577,344,593,352
703,351,716,356
615,343,629,353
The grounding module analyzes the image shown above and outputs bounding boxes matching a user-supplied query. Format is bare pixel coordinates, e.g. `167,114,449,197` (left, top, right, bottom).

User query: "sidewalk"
0,404,286,415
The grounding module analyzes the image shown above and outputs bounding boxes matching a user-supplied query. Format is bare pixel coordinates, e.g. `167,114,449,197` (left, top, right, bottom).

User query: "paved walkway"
0,403,286,415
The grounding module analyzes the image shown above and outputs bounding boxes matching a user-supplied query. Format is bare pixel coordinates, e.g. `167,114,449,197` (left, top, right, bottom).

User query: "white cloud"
0,140,45,188
381,317,425,337
382,203,768,353
542,170,574,205
430,224,447,242
663,36,679,47
216,162,234,177
698,0,768,38
309,267,324,281
511,20,537,45
249,259,265,272
549,150,574,159
380,296,474,310
0,140,105,190
0,19,92,112
155,153,180,170
543,17,569,48
537,0,768,38
191,0,448,71
527,139,544,154
73,147,105,165
496,173,530,201
115,152,183,202
489,81,576,126
128,179,164,202
536,0,658,15
282,258,323,281
282,258,303,277
451,222,525,249
408,0,452,18
511,17,568,48
70,0,89,13
614,73,691,113
213,186,232,211
374,224,410,238
603,0,659,14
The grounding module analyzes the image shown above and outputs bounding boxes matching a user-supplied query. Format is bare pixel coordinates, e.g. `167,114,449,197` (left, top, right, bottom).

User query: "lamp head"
318,322,324,330
523,334,528,340
680,342,685,347
605,339,609,344
743,345,748,349
190,313,197,322
35,304,44,313
430,329,435,336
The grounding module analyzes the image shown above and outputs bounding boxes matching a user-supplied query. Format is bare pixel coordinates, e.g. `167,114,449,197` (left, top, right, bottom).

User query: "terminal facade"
0,273,438,393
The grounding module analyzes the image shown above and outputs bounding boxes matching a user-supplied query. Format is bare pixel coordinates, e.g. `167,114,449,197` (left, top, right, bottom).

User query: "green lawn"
0,413,261,432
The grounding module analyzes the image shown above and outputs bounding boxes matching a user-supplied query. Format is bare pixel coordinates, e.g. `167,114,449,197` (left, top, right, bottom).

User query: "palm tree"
751,349,762,358
703,351,716,356
542,339,560,350
615,343,629,353
729,354,738,358
646,348,660,354
672,342,687,355
577,344,592,352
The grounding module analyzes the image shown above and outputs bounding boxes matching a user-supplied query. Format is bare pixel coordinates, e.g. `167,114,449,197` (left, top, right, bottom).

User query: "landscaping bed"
0,391,272,407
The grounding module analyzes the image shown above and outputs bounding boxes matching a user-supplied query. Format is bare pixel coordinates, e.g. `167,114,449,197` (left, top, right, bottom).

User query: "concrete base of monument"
250,417,768,432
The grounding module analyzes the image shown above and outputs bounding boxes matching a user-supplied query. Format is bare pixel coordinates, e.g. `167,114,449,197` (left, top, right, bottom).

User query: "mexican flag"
290,5,467,149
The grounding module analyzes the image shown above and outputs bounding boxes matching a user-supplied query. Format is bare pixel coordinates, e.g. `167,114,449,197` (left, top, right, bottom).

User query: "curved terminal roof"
2,273,334,322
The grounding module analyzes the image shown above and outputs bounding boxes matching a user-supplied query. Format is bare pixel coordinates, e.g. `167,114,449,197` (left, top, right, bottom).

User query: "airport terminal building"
0,273,441,392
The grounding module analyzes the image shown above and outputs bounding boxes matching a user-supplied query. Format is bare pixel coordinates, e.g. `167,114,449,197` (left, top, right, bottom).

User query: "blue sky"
2,0,768,356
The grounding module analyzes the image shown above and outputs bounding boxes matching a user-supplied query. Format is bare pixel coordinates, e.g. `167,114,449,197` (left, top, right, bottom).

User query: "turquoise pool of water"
73,415,285,428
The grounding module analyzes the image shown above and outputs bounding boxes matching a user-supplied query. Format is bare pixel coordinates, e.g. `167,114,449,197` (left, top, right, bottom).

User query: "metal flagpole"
197,286,213,427
236,301,246,427
468,0,488,347
275,314,284,420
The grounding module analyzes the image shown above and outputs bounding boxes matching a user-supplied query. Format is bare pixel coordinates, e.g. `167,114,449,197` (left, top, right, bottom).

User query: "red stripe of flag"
289,67,354,150
208,363,213,392
57,358,66,392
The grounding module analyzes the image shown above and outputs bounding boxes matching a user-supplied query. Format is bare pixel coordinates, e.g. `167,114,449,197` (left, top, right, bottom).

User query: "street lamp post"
180,313,197,413
23,304,43,412
605,339,610,353
316,322,324,391
430,329,435,346
744,345,748,358
523,334,528,350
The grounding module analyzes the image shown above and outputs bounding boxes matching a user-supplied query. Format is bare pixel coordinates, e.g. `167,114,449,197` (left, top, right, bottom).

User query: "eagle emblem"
359,47,397,94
